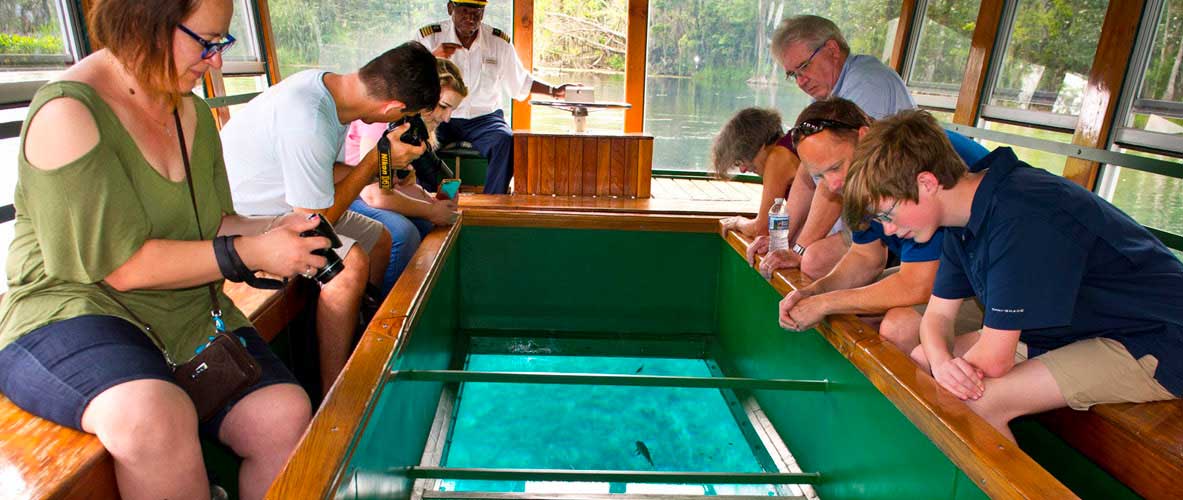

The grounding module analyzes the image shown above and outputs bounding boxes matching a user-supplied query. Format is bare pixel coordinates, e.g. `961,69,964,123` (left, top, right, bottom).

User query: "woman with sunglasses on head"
713,108,849,280
0,1,315,498
342,58,467,293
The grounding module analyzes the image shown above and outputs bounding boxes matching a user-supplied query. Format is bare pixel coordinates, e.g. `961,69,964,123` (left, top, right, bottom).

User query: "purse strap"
172,109,225,330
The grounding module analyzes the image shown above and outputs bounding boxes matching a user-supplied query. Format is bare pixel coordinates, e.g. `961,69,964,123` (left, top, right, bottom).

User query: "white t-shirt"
220,70,347,216
416,20,533,119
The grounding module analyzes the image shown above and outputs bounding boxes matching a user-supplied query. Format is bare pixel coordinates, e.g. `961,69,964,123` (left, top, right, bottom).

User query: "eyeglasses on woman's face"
177,24,236,60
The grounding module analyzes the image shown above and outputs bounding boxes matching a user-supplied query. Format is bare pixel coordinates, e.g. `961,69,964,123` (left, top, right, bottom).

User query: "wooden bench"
729,227,1183,498
0,280,312,499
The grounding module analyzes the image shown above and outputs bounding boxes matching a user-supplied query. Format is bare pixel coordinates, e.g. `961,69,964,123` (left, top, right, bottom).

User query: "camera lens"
311,248,345,284
299,215,346,285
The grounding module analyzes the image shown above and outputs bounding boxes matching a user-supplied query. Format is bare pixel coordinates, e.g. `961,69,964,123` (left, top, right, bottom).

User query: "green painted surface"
712,243,987,500
438,154,488,187
458,226,719,335
338,252,460,500
334,225,1137,500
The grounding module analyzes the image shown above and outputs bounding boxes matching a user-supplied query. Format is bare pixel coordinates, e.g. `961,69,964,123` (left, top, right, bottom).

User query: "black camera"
386,114,429,147
299,214,345,285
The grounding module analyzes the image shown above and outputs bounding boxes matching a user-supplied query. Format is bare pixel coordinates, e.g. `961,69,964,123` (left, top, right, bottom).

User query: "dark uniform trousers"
437,109,513,194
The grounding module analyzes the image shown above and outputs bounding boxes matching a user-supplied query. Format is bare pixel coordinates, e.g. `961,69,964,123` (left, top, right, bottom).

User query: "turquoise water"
438,354,780,496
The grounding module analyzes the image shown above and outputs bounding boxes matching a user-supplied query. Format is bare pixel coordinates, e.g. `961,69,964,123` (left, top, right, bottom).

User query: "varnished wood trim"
0,395,117,499
253,0,283,85
1037,401,1183,500
202,67,231,128
624,0,649,133
722,229,1080,500
953,0,1006,126
513,135,527,192
462,208,720,233
513,131,654,138
264,318,406,499
458,193,755,216
267,225,460,499
512,0,534,130
1062,0,1146,189
889,0,920,73
637,138,653,198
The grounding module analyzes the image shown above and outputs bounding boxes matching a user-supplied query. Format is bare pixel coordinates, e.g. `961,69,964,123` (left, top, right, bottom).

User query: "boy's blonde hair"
843,110,967,230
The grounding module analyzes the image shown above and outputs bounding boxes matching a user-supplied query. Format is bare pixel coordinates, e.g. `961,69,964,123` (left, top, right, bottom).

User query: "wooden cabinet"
512,131,653,198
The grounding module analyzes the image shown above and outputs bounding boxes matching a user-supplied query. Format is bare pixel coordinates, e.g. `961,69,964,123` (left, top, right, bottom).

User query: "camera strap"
376,133,395,191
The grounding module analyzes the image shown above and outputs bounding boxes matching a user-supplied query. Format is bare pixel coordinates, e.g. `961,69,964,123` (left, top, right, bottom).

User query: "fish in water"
635,365,644,374
634,440,654,467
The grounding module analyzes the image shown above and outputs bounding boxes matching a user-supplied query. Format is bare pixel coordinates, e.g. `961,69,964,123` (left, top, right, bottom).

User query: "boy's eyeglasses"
788,119,859,154
177,24,236,60
871,199,901,224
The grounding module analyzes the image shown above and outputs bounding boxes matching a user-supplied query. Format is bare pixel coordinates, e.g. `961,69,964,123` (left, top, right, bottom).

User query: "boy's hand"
932,356,985,400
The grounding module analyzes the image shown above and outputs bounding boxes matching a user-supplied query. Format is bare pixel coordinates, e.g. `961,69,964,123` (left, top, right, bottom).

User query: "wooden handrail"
723,227,1080,500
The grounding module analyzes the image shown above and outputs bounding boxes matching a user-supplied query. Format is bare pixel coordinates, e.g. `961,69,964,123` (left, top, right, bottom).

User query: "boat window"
219,0,265,76
1102,148,1183,259
0,0,81,104
977,120,1072,176
643,1,904,172
1116,0,1183,156
529,0,627,134
264,0,512,79
983,0,1110,131
907,0,983,113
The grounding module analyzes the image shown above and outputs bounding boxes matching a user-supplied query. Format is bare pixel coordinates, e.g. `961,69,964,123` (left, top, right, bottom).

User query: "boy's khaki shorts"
330,210,385,258
1023,337,1176,410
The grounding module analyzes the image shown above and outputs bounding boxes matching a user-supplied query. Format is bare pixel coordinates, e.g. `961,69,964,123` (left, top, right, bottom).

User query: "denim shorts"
0,315,299,438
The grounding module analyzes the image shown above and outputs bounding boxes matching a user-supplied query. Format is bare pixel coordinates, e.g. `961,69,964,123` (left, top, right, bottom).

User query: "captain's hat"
451,0,488,6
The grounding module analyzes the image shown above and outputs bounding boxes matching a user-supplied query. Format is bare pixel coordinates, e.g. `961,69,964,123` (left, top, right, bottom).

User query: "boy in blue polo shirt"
778,98,989,356
843,110,1182,441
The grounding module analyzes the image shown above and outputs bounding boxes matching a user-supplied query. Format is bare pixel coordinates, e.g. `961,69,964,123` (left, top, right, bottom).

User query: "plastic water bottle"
768,197,790,254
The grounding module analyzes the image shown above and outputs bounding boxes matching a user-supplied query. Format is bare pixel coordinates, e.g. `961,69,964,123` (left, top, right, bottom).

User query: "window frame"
977,0,1091,134
1108,0,1183,157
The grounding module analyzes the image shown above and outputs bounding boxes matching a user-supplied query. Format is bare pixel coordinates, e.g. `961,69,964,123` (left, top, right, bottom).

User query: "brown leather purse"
95,108,261,422
100,285,261,421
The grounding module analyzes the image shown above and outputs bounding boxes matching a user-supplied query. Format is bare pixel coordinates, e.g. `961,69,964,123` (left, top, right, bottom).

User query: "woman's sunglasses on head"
788,119,859,154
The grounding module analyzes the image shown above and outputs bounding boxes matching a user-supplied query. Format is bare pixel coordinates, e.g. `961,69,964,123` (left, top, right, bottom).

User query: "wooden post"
1062,0,1147,189
888,0,920,74
254,0,284,85
952,0,1006,126
624,0,649,133
512,0,534,130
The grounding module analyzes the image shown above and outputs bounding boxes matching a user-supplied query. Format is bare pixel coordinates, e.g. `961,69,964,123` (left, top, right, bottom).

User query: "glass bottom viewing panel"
426,353,798,497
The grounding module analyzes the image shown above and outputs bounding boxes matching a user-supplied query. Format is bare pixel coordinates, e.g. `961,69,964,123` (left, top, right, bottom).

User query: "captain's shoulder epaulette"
419,24,442,37
490,27,511,44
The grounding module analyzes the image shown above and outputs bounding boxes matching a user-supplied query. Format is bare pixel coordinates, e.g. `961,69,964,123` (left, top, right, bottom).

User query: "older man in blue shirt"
744,15,919,279
843,110,1181,441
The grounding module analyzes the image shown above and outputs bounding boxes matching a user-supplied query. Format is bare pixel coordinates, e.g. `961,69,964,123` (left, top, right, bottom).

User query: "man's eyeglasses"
788,118,859,154
177,24,236,60
785,43,825,81
871,199,901,224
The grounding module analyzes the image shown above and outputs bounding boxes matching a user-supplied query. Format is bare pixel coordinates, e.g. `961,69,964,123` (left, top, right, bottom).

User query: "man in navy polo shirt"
843,109,1181,441
778,98,990,356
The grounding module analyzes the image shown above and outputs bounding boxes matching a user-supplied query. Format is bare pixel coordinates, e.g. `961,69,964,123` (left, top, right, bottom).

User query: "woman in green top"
0,1,324,498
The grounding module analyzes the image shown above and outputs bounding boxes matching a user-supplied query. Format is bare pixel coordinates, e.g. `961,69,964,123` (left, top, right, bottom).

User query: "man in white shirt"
417,0,574,194
221,41,438,394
